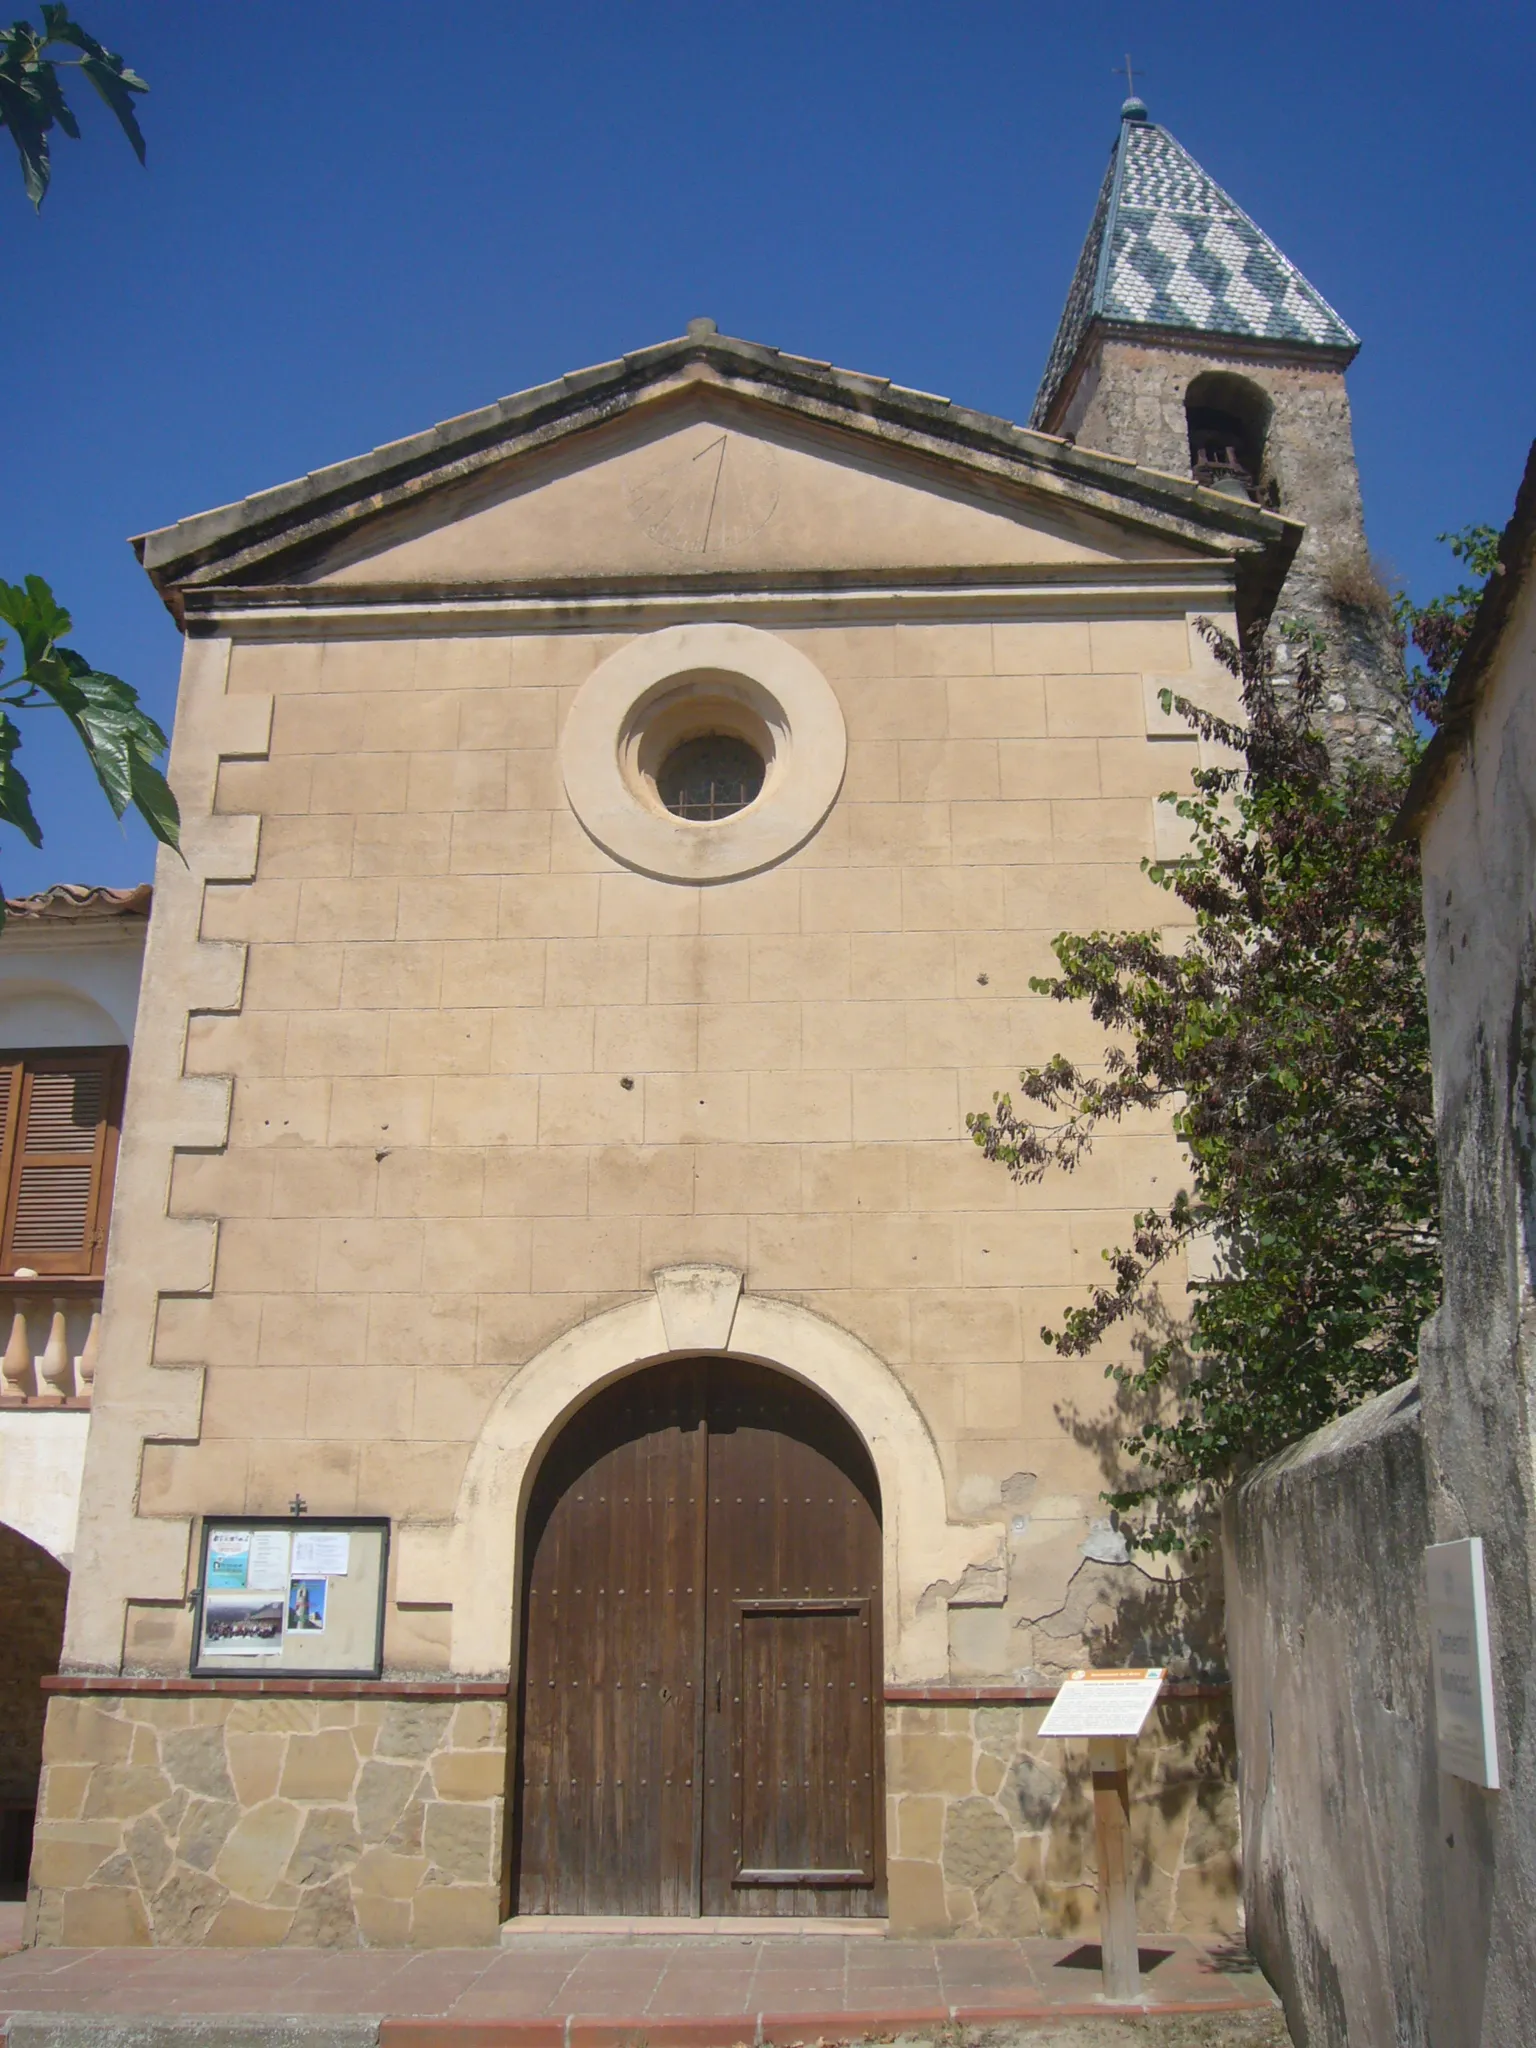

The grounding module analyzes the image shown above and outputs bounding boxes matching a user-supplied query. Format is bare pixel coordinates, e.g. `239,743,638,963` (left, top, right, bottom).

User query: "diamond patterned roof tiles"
1032,106,1358,427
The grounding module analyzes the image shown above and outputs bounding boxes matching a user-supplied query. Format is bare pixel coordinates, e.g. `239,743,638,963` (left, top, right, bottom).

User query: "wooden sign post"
1087,1735,1139,1998
1039,1668,1165,2002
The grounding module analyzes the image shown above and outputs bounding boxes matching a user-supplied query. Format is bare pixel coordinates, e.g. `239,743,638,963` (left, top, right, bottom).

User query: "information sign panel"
1038,1667,1165,1739
191,1516,389,1678
1426,1537,1500,1790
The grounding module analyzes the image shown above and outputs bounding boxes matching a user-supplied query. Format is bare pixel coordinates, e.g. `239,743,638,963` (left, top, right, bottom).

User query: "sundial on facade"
625,429,780,555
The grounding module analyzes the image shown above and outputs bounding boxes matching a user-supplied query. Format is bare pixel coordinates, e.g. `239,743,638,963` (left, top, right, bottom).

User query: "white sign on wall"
1038,1668,1165,1740
1426,1537,1500,1790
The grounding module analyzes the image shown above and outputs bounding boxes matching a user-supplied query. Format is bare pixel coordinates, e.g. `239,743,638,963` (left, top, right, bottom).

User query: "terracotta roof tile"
3,882,152,924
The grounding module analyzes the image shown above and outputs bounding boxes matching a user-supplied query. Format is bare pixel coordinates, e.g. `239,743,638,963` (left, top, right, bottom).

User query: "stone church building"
23,101,1394,1947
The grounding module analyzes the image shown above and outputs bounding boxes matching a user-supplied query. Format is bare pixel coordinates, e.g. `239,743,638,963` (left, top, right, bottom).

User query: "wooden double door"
513,1359,884,1917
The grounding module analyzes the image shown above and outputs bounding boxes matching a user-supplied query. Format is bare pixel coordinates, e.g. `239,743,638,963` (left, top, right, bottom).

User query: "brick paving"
0,1932,1278,2040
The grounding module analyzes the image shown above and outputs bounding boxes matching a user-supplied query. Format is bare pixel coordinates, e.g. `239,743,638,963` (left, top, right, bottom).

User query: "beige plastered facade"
37,348,1275,1947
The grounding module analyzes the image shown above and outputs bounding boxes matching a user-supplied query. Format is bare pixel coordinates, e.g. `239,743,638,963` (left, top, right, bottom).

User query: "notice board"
1037,1668,1165,1739
191,1516,389,1678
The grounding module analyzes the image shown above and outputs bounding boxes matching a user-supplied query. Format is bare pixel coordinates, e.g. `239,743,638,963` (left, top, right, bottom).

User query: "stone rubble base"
28,1692,1241,1948
28,1695,504,1949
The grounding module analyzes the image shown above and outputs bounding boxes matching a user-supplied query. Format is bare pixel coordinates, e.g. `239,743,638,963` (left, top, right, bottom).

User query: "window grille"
658,735,766,820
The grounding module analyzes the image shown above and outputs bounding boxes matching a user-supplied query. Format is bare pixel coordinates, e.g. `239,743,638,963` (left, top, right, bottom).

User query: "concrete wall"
1412,553,1536,2047
1224,1381,1436,2048
1225,498,1536,2047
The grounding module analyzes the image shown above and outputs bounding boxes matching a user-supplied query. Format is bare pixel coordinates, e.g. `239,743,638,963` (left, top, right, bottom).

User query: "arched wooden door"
512,1358,884,1918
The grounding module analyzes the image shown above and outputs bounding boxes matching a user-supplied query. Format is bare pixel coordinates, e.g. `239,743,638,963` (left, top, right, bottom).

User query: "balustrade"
0,1287,102,1404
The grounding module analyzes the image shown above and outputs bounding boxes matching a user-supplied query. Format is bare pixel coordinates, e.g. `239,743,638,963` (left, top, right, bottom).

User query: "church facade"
26,103,1387,1947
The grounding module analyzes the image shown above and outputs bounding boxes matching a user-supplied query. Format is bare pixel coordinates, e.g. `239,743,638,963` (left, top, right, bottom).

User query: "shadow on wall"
1051,1288,1192,1497
0,1521,67,1899
1044,1290,1229,1679
918,1280,1238,1943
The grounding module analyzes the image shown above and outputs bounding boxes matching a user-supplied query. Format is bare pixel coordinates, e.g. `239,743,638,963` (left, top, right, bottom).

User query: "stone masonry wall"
26,1694,504,1948
1054,336,1407,767
57,459,1264,1942
27,1691,1241,1946
885,1700,1238,1940
1410,516,1536,2048
105,610,1229,1686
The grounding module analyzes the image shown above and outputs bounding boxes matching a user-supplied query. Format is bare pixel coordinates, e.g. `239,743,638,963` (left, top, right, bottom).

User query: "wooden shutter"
0,1061,22,1224
0,1050,126,1277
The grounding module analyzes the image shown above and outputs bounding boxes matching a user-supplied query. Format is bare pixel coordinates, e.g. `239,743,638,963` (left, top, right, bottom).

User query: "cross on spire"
1118,53,1141,100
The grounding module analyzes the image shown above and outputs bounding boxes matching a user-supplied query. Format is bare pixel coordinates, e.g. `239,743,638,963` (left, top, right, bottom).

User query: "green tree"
0,577,179,860
0,11,176,921
0,4,145,206
1393,523,1502,728
967,623,1442,1551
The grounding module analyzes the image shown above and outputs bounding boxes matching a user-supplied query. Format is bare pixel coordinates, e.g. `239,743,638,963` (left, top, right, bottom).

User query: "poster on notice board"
191,1518,388,1678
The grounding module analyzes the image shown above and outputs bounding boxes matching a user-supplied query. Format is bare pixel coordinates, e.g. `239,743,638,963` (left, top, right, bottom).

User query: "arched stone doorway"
511,1356,884,1919
0,1521,67,1899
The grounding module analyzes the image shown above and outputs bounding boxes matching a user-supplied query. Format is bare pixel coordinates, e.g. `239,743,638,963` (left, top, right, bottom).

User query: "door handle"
715,1673,722,1712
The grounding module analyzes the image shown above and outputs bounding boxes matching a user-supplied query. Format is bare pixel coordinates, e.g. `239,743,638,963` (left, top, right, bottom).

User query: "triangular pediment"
290,389,1198,589
135,331,1298,620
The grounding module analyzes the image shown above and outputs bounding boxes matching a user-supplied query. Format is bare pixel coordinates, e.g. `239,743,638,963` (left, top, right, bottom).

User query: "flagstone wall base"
885,1700,1240,1941
27,1693,1238,1946
26,1693,504,1948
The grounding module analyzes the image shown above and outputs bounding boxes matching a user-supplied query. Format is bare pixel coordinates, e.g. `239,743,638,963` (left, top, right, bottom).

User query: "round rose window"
657,734,766,820
559,623,847,884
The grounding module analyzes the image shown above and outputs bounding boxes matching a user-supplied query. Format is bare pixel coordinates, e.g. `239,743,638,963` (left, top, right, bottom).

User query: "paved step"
1,2021,1290,2048
0,1936,1280,2045
2,2024,378,2048
501,1917,888,1943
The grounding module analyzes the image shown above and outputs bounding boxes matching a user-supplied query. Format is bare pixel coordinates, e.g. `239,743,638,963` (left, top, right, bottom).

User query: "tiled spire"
1032,100,1358,428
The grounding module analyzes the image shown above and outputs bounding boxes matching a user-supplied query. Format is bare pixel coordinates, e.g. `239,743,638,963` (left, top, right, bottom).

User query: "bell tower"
1034,98,1405,759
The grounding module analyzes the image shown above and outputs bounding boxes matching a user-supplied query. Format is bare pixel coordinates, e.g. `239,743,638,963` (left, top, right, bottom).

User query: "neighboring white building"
0,883,147,1895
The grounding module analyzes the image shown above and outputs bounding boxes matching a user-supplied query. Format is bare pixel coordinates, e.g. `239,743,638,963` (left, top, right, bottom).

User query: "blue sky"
0,0,1528,894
